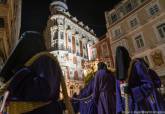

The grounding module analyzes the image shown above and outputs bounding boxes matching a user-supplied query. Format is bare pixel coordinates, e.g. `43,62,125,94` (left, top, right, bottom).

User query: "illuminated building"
91,33,114,68
44,0,98,96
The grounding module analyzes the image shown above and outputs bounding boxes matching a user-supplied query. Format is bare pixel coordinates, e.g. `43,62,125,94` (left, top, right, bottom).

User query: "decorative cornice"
50,12,97,37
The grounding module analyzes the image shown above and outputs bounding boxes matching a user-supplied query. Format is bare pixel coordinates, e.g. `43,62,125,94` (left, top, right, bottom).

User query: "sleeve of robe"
149,69,161,88
80,78,94,98
130,61,154,103
8,55,62,101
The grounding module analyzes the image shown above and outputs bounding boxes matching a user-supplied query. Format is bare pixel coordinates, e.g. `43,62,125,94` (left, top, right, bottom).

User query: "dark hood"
115,46,131,80
0,31,46,82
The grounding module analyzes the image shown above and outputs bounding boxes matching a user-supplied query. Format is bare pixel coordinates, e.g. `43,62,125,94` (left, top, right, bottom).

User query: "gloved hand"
124,85,131,94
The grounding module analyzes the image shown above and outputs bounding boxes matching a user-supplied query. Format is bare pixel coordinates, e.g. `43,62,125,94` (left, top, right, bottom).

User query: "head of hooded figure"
115,46,131,80
0,31,46,82
97,62,107,71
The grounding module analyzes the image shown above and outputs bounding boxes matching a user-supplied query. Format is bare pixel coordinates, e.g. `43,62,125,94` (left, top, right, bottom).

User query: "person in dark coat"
116,46,165,114
0,31,64,114
93,62,116,114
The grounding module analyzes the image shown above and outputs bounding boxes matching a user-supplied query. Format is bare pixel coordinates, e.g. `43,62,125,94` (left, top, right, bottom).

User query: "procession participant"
116,46,165,114
93,62,116,114
137,58,165,110
71,65,97,114
0,31,71,114
78,78,97,114
137,58,161,88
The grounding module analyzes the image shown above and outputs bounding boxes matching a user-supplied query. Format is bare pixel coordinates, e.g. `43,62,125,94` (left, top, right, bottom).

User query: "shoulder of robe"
24,51,59,67
133,60,148,75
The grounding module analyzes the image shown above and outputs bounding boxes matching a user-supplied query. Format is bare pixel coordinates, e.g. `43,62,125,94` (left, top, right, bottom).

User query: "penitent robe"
93,69,116,114
7,55,63,114
116,60,165,114
78,78,97,114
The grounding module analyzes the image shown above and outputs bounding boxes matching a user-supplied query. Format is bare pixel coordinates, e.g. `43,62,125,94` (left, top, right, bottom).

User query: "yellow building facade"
105,0,165,94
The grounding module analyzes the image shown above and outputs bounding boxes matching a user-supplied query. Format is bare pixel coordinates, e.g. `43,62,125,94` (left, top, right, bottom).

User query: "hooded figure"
78,78,97,114
93,62,116,114
137,58,161,88
116,46,165,114
0,31,63,114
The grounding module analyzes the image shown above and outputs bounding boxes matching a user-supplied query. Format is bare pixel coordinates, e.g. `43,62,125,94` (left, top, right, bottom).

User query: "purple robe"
116,61,165,113
148,69,161,88
72,93,79,113
79,78,97,114
8,55,63,114
93,70,116,114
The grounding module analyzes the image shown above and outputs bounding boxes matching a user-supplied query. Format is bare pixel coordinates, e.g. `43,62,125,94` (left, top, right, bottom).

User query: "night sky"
21,0,121,37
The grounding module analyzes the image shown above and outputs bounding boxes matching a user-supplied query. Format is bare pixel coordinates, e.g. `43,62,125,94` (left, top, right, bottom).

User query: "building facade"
91,33,114,68
105,0,165,95
44,0,98,96
0,0,22,70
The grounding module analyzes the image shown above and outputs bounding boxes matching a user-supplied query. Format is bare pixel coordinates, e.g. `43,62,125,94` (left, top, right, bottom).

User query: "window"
53,31,58,40
0,18,4,28
68,46,72,53
148,4,159,16
113,28,121,37
68,37,71,42
130,18,138,28
91,48,97,60
76,51,80,56
157,23,165,39
59,43,64,50
125,2,133,13
68,33,72,42
60,32,64,39
135,35,144,48
54,40,58,49
76,39,79,46
111,13,118,22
